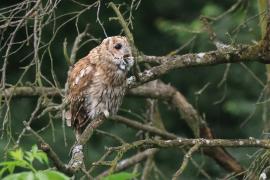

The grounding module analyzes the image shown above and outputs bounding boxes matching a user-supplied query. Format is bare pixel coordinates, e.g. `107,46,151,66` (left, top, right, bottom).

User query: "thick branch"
109,138,270,151
2,43,266,177
68,114,106,171
4,82,246,176
129,81,245,178
128,44,262,88
1,43,265,99
2,86,62,98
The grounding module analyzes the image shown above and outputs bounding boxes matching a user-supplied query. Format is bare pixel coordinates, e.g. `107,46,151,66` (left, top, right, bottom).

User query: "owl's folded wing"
66,57,96,133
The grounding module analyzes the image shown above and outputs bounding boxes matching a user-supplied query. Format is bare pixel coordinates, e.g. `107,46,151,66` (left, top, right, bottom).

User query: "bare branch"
23,121,74,176
129,81,245,178
69,114,106,171
97,148,158,178
110,115,177,139
70,24,90,65
172,144,200,180
109,138,270,151
129,44,263,88
1,86,62,98
1,43,266,99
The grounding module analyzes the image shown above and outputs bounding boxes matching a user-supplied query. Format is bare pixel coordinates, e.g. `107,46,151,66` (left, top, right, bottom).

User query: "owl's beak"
116,53,133,72
123,54,130,64
123,54,130,59
118,61,127,71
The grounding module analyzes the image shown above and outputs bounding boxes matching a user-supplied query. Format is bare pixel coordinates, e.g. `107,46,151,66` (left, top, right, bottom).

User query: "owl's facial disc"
102,36,134,72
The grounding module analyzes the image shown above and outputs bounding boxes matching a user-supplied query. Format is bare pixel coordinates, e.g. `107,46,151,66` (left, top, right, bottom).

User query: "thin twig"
23,121,74,176
172,144,200,180
96,148,158,179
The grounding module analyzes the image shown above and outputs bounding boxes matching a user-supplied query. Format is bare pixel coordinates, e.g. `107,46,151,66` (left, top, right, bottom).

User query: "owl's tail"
75,130,81,141
65,103,89,141
64,110,72,127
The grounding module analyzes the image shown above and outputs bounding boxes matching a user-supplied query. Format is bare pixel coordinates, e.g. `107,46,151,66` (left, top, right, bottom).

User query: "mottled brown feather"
67,57,96,133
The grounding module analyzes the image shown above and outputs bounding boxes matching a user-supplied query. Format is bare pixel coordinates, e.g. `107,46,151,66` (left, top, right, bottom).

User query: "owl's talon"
103,110,110,118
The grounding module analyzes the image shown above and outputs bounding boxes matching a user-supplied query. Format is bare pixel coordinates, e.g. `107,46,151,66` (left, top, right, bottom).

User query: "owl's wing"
66,57,96,133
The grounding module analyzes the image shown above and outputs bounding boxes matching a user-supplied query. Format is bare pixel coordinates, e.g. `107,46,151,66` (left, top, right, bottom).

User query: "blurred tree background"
1,0,269,179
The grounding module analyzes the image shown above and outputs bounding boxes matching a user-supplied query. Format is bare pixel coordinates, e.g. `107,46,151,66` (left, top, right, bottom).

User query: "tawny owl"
65,36,134,140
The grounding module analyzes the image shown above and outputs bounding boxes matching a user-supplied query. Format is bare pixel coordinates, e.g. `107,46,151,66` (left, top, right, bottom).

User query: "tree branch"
96,148,158,179
109,138,270,151
1,43,265,99
110,115,177,139
172,144,200,180
129,81,245,178
1,86,63,98
68,114,106,171
23,121,74,176
1,42,267,178
129,44,263,88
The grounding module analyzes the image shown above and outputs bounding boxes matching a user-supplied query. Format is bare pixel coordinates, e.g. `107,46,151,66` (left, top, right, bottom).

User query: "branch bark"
128,43,263,88
1,41,267,178
1,43,266,99
23,121,74,176
68,114,106,171
110,115,177,139
96,148,158,179
109,138,270,150
129,81,245,178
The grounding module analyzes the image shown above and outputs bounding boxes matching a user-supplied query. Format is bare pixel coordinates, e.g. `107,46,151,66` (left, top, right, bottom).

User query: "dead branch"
109,138,270,151
110,115,177,139
23,121,74,176
68,114,106,171
0,43,266,99
172,144,200,180
96,148,158,179
129,81,245,178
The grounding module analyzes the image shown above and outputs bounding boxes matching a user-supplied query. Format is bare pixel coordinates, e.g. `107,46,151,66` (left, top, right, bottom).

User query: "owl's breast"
83,83,126,120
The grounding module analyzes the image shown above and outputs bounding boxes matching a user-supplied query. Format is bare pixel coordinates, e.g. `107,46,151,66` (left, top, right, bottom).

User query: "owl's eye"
114,43,122,50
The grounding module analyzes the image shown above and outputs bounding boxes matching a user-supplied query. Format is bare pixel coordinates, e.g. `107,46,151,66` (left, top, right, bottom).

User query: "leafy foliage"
0,145,68,180
3,171,69,180
102,172,138,180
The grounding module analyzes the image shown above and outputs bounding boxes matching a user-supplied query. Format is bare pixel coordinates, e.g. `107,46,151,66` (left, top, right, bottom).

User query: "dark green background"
0,0,265,179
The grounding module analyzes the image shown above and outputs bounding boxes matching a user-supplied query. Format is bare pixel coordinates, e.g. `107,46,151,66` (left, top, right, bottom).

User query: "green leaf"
0,167,9,177
201,3,222,17
0,161,19,174
25,152,34,163
9,149,24,161
27,145,48,165
31,145,38,153
102,172,138,180
0,160,30,173
33,152,48,165
36,170,69,180
2,172,35,180
2,170,69,180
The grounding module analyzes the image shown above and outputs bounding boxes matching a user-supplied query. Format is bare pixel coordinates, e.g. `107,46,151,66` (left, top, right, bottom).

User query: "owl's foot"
103,110,110,118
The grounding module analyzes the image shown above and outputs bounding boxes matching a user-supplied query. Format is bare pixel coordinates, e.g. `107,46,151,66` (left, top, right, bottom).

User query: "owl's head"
101,36,134,72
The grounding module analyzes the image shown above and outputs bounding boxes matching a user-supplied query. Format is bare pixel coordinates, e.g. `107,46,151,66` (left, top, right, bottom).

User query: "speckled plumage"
65,36,134,139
